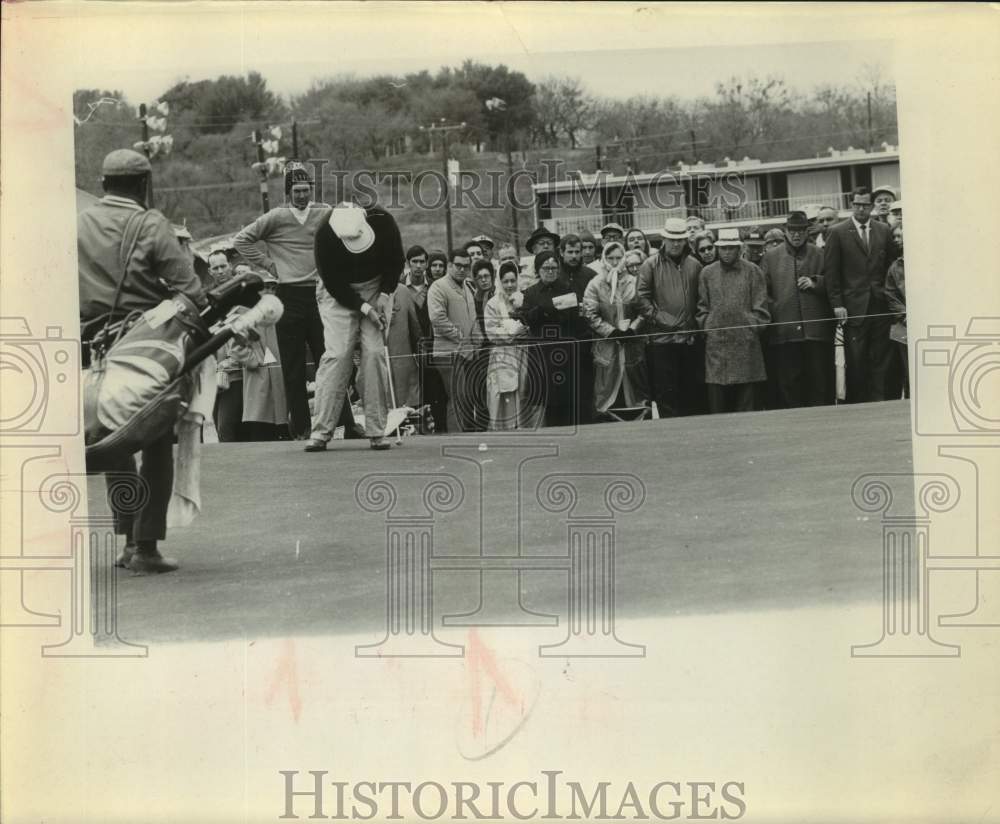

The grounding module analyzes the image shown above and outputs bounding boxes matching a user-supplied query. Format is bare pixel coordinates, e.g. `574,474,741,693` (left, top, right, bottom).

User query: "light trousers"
310,278,389,441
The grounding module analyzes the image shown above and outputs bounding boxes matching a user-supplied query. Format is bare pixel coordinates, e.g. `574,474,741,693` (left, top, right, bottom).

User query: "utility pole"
506,122,520,255
596,144,603,172
252,129,270,213
292,119,299,159
138,103,154,206
486,97,521,254
420,120,465,251
866,92,873,152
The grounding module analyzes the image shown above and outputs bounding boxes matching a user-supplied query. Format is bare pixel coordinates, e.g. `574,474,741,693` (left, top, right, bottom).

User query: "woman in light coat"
225,308,289,440
582,245,650,416
483,261,539,430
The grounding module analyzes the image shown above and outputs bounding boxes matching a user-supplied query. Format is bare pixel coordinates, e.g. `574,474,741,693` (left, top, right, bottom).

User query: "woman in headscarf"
624,228,651,260
484,261,539,430
426,250,448,283
582,245,650,417
467,259,497,429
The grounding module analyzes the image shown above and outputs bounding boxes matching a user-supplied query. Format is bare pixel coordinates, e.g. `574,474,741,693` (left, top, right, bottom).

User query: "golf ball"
478,443,488,452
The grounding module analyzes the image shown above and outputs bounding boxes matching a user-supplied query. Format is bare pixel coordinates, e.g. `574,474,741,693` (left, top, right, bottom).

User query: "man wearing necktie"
821,188,894,403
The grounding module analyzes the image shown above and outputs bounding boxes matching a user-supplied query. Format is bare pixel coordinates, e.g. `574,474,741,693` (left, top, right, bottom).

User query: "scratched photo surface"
2,5,999,824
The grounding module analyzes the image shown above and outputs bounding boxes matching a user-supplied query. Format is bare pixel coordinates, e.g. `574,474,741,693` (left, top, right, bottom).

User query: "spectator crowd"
75,148,907,573
190,166,906,442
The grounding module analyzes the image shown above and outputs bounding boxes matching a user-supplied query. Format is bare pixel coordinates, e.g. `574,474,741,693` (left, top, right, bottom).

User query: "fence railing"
548,192,853,236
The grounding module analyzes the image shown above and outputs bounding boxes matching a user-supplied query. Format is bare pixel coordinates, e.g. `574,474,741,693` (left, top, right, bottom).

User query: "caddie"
78,148,207,574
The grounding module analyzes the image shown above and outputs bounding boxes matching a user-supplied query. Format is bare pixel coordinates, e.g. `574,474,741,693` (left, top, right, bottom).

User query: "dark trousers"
107,431,174,543
706,383,758,414
275,284,326,438
213,378,244,442
422,365,449,434
646,340,706,417
213,380,287,442
843,300,893,404
896,342,910,399
766,340,836,409
575,340,595,425
542,340,578,428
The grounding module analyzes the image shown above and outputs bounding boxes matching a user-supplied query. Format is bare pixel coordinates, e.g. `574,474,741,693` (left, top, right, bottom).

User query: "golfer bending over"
306,201,405,452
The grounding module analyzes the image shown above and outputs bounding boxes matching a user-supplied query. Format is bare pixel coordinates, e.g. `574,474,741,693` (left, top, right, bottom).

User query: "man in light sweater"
233,163,334,439
426,249,484,433
306,201,405,451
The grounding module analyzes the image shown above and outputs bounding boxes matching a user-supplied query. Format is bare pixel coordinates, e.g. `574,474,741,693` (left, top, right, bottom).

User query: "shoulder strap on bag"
92,208,151,345
109,209,151,319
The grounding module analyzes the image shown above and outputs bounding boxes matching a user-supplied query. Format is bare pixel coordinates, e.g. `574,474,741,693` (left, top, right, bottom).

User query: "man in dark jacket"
517,250,582,427
821,188,894,403
636,217,705,416
305,201,404,451
78,149,207,574
761,211,836,408
560,234,599,423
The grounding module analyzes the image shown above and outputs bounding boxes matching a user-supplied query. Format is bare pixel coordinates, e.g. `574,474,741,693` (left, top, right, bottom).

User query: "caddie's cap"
744,226,766,245
890,200,903,212
472,234,494,248
102,149,152,177
661,217,689,240
764,228,785,243
871,185,898,201
600,221,625,236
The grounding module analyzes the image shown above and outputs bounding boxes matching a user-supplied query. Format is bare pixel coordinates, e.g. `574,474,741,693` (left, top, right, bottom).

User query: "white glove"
361,302,386,332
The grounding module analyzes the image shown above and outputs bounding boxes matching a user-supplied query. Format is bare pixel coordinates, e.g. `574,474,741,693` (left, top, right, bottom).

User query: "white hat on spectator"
661,217,689,240
715,227,743,248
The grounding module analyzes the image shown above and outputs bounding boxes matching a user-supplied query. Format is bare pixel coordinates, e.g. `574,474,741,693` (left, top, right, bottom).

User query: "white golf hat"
330,202,375,254
715,227,743,248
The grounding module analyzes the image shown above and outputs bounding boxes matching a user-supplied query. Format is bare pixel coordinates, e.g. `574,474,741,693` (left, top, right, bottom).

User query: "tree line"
74,62,897,239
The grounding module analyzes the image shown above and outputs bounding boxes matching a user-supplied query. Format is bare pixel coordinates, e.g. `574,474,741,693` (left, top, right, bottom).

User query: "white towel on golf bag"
167,356,217,528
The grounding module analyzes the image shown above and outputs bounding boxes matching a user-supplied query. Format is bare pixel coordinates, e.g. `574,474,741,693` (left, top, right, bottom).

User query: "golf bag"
84,267,280,470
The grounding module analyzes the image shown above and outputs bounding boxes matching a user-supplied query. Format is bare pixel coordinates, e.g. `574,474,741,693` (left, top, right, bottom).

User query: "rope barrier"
374,310,899,363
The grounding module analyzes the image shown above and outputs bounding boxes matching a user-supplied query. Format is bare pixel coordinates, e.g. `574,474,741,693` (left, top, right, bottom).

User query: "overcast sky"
65,5,892,105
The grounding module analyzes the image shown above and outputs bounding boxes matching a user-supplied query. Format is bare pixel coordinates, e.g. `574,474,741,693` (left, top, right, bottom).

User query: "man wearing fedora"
760,211,836,408
636,217,706,417
821,187,894,404
742,226,767,267
306,201,405,451
696,227,770,414
519,226,560,292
